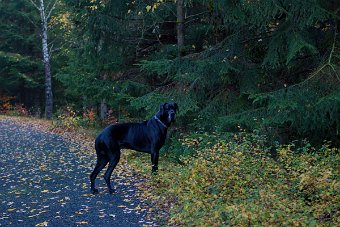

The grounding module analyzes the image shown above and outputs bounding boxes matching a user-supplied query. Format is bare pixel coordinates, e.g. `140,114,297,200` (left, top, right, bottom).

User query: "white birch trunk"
41,0,53,119
28,0,54,119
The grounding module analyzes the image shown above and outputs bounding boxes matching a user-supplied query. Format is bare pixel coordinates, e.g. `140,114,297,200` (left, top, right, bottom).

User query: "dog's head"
158,102,178,125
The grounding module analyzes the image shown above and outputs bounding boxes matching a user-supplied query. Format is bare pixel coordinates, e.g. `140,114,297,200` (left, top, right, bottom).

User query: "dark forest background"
0,0,339,145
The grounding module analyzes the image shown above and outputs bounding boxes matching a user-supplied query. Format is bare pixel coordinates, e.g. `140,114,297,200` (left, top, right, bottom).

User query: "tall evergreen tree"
131,0,339,142
57,0,140,116
0,0,43,108
53,0,339,143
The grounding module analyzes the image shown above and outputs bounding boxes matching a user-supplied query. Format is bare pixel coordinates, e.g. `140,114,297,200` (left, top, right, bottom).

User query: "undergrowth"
127,132,339,225
3,114,338,225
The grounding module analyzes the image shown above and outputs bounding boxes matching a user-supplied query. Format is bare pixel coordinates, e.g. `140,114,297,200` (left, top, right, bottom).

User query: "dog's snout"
168,110,176,122
169,110,175,117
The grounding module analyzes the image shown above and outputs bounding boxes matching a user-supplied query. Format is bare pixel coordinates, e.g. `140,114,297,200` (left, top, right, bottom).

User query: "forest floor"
0,116,160,226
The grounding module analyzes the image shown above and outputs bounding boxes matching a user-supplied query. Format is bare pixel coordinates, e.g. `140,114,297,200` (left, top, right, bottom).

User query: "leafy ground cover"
126,132,340,225
0,116,160,226
1,115,338,226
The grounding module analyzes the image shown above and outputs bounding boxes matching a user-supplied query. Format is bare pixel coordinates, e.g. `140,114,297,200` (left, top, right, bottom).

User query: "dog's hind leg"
90,140,109,194
103,142,121,194
90,156,108,194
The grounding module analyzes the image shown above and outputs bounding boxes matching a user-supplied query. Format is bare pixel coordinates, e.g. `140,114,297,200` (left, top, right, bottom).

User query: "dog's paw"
152,166,158,173
91,188,99,195
151,170,158,176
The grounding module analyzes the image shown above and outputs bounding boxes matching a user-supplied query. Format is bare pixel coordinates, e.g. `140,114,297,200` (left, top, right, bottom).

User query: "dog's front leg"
151,150,159,174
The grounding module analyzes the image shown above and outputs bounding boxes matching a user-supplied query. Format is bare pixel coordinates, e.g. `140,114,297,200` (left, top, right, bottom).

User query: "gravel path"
0,119,157,226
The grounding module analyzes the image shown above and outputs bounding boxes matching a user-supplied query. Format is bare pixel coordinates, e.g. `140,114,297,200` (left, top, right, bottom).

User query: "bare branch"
23,12,40,29
185,11,209,20
50,47,61,55
327,25,337,65
46,0,52,12
48,43,54,59
27,0,40,11
48,38,56,48
46,0,58,20
136,17,145,57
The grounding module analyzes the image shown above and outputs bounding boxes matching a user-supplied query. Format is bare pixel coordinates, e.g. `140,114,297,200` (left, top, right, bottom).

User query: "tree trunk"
100,98,107,120
100,73,108,120
177,0,184,57
39,0,53,119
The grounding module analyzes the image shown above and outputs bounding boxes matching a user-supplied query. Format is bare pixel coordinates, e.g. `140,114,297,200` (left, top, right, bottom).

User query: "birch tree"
28,0,57,119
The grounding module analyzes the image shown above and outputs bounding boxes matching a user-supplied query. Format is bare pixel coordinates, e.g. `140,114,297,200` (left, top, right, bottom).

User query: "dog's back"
96,122,152,153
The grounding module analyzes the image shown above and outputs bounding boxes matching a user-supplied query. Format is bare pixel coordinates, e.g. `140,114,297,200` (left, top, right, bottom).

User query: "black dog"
90,102,178,194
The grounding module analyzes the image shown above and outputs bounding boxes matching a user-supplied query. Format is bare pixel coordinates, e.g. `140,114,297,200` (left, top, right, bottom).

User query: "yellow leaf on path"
7,208,16,212
35,221,48,227
75,221,88,225
117,205,126,208
82,193,93,197
41,190,49,193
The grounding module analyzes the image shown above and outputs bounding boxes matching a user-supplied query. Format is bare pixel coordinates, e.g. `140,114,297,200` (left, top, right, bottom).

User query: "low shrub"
0,96,29,116
81,108,97,127
0,95,15,113
52,106,81,131
13,104,30,116
131,132,339,225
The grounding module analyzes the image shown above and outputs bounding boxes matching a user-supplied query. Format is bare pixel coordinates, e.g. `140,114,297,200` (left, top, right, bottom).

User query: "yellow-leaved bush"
127,133,339,225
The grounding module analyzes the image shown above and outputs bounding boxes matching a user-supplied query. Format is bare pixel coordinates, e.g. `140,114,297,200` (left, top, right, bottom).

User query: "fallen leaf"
75,221,88,225
35,221,48,227
82,193,93,197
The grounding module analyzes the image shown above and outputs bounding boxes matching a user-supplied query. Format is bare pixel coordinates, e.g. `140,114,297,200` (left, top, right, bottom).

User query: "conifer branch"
267,25,340,92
